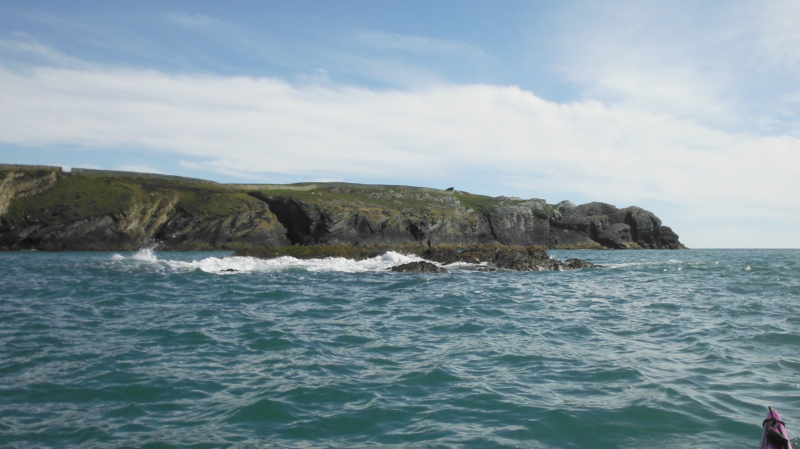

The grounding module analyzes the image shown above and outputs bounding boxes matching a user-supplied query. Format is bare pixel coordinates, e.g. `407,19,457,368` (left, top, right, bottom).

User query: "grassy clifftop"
3,174,260,227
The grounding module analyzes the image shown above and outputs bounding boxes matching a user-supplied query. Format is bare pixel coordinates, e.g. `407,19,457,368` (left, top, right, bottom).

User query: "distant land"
0,164,683,254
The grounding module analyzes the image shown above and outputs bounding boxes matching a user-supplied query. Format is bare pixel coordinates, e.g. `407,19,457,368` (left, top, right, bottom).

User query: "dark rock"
657,226,682,249
488,201,550,246
390,261,447,273
421,244,597,271
563,258,599,269
557,200,576,211
155,199,289,250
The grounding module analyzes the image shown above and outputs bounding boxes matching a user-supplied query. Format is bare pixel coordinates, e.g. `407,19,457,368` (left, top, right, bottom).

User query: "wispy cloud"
0,38,88,68
353,29,485,56
163,13,217,29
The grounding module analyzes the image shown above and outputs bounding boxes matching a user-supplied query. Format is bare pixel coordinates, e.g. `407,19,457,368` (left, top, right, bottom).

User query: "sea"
1,248,798,449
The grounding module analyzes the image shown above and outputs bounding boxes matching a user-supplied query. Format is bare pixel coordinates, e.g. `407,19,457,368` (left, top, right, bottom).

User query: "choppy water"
1,249,799,448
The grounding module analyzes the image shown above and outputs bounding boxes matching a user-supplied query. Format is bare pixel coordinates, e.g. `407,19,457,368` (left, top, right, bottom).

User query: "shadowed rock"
390,261,447,273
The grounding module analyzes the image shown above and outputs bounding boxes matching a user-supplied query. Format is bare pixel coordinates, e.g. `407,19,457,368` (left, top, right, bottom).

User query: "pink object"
761,407,793,449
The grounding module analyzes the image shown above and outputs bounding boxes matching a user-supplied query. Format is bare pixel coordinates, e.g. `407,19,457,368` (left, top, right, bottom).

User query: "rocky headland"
0,164,683,270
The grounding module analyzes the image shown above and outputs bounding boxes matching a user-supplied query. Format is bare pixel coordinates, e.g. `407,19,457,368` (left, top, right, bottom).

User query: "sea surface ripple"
1,249,799,448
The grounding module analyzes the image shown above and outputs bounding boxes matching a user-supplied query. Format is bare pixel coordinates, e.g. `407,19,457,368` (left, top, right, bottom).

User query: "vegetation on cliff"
0,165,684,253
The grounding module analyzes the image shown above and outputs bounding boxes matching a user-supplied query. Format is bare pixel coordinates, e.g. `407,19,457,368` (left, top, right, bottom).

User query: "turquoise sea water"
1,249,799,448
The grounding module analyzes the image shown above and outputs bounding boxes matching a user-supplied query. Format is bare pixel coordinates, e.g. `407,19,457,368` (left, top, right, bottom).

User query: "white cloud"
758,0,800,67
1,62,798,236
0,38,88,68
552,0,800,135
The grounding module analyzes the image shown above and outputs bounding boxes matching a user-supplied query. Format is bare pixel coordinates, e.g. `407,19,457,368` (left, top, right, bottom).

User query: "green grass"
4,173,555,229
3,174,259,226
453,191,508,212
249,186,541,214
249,188,449,211
176,191,263,218
4,175,142,226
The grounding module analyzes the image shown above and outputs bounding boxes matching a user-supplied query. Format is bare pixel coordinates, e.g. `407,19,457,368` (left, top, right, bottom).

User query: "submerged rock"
390,261,447,273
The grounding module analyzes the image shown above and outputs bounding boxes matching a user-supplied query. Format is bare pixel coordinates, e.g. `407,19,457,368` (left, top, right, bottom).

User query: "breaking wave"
109,248,442,274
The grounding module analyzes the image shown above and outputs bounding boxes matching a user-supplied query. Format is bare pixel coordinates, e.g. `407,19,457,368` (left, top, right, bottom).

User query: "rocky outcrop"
248,189,494,246
154,195,289,250
421,245,599,271
251,190,682,250
231,243,596,272
549,202,682,249
1,192,180,251
486,200,550,246
390,261,447,273
0,166,683,251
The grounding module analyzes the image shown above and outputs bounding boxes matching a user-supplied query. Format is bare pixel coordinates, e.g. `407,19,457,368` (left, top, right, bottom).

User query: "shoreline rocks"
232,243,600,272
390,261,448,273
420,244,599,271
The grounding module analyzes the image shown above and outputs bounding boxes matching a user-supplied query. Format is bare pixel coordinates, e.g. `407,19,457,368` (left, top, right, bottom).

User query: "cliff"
247,186,682,250
0,165,683,251
0,166,289,251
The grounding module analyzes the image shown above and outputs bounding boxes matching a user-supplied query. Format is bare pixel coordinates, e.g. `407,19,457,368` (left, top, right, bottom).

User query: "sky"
1,0,799,248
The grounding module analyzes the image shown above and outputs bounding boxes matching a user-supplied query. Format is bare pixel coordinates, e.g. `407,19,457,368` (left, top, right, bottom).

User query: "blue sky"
1,1,799,248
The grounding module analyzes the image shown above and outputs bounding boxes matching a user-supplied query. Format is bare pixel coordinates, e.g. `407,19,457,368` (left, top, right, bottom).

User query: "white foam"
108,250,438,274
132,248,158,263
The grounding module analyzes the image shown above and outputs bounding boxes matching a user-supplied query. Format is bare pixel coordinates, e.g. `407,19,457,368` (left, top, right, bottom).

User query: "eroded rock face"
549,202,682,249
390,261,447,273
6,193,181,251
488,200,550,246
0,169,62,216
155,196,289,250
251,191,682,251
249,192,495,247
0,170,290,251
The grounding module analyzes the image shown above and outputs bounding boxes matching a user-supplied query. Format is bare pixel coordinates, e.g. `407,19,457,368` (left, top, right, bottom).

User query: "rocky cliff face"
546,202,682,249
155,194,289,250
1,192,181,251
0,168,62,217
0,167,682,251
251,187,682,250
0,168,289,251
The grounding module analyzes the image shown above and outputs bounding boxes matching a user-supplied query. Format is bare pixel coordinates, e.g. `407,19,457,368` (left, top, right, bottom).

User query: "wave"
109,248,444,274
